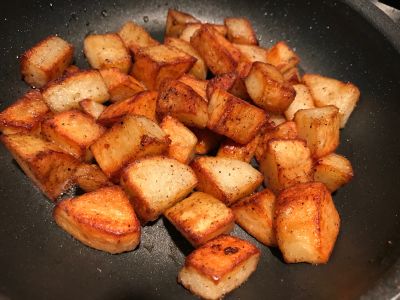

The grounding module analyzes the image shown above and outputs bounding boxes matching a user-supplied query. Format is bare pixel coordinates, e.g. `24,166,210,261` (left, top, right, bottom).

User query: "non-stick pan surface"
1,0,400,299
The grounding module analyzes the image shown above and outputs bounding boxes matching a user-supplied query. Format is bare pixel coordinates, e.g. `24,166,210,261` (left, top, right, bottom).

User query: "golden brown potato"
98,91,158,126
118,21,160,54
231,189,276,246
294,105,340,159
283,67,301,85
1,134,79,200
131,45,196,90
165,9,200,38
180,23,227,42
191,156,263,206
191,24,240,75
275,182,340,264
178,74,208,101
157,79,208,128
41,110,105,161
121,156,197,223
206,72,237,100
99,68,146,103
207,88,267,144
165,192,235,247
0,90,50,135
74,163,112,192
191,127,223,155
217,134,261,163
53,186,140,254
303,74,360,128
224,17,258,45
245,62,295,113
90,115,169,181
21,35,74,88
269,114,286,126
79,99,106,120
284,84,315,120
178,235,260,300
314,153,353,192
42,70,109,112
234,44,268,64
266,41,300,73
160,116,198,164
259,139,313,193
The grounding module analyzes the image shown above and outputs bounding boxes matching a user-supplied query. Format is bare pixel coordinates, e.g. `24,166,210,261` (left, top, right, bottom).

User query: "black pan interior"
1,0,400,299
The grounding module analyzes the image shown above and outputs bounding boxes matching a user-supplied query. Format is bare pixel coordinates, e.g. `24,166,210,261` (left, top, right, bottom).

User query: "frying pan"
1,0,400,299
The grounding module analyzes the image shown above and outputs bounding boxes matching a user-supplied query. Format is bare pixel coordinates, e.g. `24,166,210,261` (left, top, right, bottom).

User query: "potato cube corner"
74,163,113,192
118,21,159,54
266,41,300,73
191,128,223,155
217,134,261,163
79,99,106,120
224,17,258,45
165,9,200,38
284,84,315,120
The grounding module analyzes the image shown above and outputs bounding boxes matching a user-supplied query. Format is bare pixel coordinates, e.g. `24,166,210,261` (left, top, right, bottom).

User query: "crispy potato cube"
63,65,80,76
131,45,196,90
166,9,200,38
99,68,146,102
160,116,197,164
178,74,208,101
98,91,157,127
79,99,106,120
245,62,295,113
191,128,223,155
283,67,301,85
191,156,263,206
91,115,169,181
206,72,237,100
53,186,140,254
84,33,131,73
191,25,240,75
314,153,353,192
1,134,79,200
284,84,315,120
165,192,235,247
234,44,268,64
208,89,267,144
224,18,258,45
41,110,105,161
266,41,299,73
165,37,207,80
217,134,260,163
178,235,260,300
0,90,49,135
42,70,109,112
21,35,74,88
121,156,197,223
232,189,276,246
157,79,208,128
74,163,112,192
294,106,340,159
303,74,360,128
118,21,159,54
275,182,340,264
180,23,227,42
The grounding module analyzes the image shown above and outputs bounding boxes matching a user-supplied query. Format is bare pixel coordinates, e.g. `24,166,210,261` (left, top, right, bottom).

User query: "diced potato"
191,128,223,155
206,72,237,100
217,134,260,163
207,89,267,144
84,33,131,73
178,235,260,300
98,91,157,126
21,35,74,88
191,25,240,75
0,90,49,135
79,99,106,120
64,65,80,76
157,79,208,128
118,21,160,54
283,67,301,85
275,182,340,264
303,74,360,128
269,114,286,126
231,189,276,246
160,116,198,164
224,18,258,45
178,74,208,101
1,134,79,200
165,37,207,80
180,23,227,42
90,115,169,181
245,62,295,113
314,153,353,192
259,139,313,193
165,192,235,247
99,68,146,103
53,186,140,254
121,156,197,223
234,44,268,64
284,84,315,120
131,45,196,90
165,9,200,38
266,41,299,73
294,106,340,159
191,156,263,206
74,163,112,192
42,70,109,112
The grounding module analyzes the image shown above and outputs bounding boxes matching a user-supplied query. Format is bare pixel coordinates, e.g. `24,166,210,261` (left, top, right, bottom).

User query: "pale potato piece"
165,192,235,247
165,9,200,38
269,114,286,126
283,67,301,85
118,21,159,54
54,186,140,254
275,182,340,264
180,23,227,42
79,99,106,120
121,156,197,223
284,84,315,120
234,44,268,64
178,235,260,300
21,35,74,88
74,163,112,192
303,74,360,128
191,128,223,155
191,156,263,206
224,18,258,45
178,74,208,101
266,41,299,73
217,134,261,163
